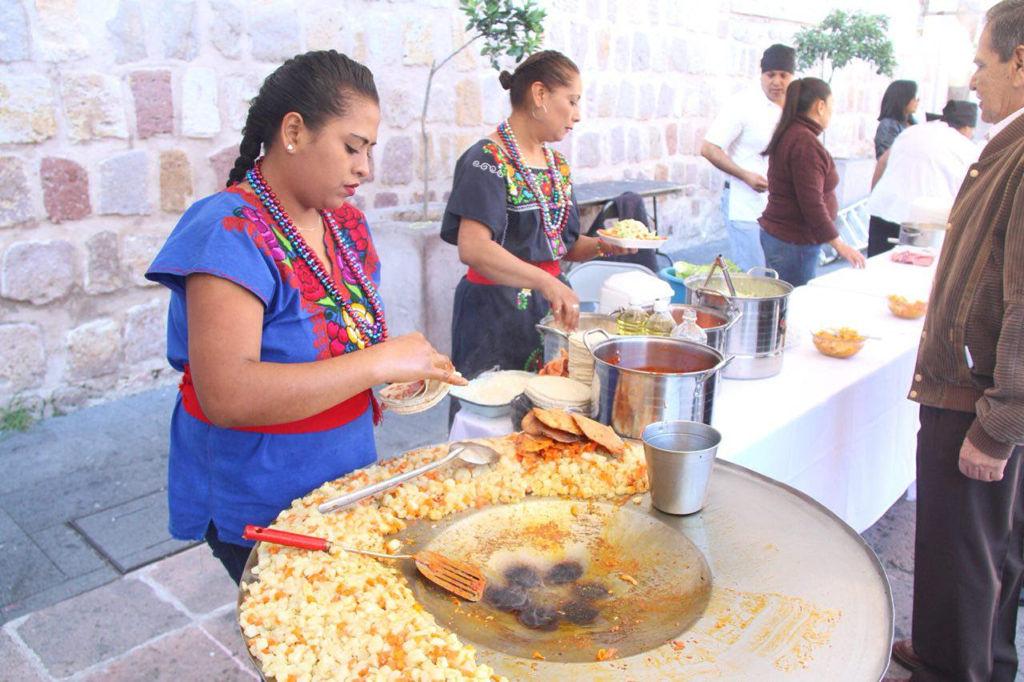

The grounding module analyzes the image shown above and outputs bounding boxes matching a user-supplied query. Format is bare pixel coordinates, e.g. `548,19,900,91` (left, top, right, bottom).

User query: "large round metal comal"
239,460,893,680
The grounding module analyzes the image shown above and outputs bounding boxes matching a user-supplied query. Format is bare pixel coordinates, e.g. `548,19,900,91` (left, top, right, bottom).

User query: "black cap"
761,44,796,73
941,100,978,129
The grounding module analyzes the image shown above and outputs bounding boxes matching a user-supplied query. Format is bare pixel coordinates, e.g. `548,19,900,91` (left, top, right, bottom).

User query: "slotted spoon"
242,525,486,601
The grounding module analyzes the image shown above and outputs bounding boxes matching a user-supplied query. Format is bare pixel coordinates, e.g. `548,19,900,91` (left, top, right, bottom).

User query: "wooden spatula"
243,525,486,602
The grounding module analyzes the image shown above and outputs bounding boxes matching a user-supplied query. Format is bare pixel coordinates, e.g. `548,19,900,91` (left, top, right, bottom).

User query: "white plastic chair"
565,260,658,305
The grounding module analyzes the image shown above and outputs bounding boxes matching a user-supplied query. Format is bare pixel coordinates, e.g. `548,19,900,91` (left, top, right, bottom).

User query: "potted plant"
419,0,545,218
794,10,896,82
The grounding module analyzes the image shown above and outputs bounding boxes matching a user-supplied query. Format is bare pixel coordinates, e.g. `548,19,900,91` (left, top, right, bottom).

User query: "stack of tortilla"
525,375,591,412
567,332,595,385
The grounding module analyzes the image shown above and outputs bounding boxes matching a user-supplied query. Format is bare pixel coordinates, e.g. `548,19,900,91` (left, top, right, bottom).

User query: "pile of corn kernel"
239,436,648,681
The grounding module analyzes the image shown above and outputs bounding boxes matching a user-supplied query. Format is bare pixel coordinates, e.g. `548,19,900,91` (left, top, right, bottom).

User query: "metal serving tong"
243,525,486,601
701,254,738,297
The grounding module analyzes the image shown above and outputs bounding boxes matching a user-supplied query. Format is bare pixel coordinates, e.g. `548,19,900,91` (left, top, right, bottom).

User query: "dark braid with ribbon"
225,50,379,187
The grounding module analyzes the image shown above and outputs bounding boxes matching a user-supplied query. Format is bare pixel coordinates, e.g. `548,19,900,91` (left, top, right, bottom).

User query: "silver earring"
531,105,548,121
286,144,295,151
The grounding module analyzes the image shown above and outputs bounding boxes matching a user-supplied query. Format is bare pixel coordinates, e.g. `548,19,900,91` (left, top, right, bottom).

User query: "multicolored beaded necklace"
497,119,572,309
497,119,571,259
246,160,388,346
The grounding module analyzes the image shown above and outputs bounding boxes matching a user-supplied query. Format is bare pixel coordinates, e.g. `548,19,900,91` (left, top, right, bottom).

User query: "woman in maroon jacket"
758,78,865,286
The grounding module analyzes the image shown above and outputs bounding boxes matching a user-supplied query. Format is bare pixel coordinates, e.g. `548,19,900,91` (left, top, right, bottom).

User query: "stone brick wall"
0,0,978,416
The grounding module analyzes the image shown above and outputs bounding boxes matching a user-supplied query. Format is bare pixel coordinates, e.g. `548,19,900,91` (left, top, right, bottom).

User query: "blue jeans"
759,230,820,287
722,188,766,271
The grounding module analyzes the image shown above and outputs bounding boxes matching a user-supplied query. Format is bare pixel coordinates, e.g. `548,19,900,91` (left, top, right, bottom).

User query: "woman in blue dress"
147,51,463,582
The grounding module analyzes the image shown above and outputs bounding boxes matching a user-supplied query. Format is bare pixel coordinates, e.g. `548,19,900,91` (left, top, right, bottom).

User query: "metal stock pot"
536,312,617,362
585,333,730,438
683,268,792,380
889,222,946,251
538,305,740,360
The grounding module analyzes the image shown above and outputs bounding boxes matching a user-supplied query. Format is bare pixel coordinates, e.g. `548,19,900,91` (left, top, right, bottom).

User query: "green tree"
794,10,896,83
419,0,545,218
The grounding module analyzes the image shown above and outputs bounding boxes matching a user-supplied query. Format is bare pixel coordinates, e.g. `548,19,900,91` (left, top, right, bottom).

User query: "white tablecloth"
717,282,923,532
449,253,931,532
449,409,512,443
808,251,936,302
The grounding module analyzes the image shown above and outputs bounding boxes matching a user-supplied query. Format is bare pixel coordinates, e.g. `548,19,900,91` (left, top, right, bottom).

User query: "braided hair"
226,50,378,187
498,50,579,110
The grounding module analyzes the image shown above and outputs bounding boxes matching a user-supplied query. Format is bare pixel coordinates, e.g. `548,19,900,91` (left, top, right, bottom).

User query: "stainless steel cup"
642,420,721,515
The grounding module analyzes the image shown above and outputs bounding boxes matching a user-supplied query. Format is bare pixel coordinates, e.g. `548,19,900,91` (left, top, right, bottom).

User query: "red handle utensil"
243,525,330,552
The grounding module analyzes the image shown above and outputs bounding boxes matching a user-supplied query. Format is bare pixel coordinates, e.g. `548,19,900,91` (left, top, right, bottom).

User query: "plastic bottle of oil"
616,304,648,335
670,307,708,344
643,300,676,336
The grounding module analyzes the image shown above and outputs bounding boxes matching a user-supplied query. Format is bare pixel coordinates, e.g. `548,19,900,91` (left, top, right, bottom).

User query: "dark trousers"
911,406,1024,682
868,215,900,257
204,522,252,585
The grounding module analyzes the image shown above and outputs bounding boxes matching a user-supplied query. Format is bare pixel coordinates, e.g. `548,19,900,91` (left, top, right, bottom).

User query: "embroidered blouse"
440,139,581,260
146,185,382,546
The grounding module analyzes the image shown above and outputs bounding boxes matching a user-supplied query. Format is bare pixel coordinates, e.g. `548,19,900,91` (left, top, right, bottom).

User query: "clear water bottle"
643,300,676,336
616,304,648,335
670,307,708,344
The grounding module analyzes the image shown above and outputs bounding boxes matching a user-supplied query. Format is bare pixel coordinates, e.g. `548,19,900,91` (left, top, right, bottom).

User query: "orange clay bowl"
812,330,866,359
887,295,927,319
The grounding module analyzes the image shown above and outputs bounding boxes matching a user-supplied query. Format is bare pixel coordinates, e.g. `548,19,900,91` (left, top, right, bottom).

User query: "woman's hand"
832,240,866,269
597,238,638,257
372,333,468,386
539,276,580,330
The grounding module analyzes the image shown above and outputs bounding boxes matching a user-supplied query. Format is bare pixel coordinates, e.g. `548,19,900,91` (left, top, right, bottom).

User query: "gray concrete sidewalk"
0,385,452,679
0,386,450,624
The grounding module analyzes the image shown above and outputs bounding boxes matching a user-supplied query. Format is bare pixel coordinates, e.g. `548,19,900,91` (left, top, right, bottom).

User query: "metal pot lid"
685,273,793,299
238,460,892,680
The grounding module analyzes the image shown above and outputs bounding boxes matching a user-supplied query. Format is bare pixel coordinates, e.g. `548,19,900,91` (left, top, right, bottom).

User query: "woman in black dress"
441,50,631,379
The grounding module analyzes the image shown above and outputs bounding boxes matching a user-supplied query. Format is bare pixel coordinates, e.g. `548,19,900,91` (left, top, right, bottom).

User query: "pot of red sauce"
584,334,731,438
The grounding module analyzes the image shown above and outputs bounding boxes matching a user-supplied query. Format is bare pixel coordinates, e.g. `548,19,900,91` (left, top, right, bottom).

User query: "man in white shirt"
867,100,981,256
701,44,794,270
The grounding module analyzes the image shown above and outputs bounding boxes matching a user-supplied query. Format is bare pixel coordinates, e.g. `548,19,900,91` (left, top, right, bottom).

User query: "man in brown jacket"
891,2,1024,680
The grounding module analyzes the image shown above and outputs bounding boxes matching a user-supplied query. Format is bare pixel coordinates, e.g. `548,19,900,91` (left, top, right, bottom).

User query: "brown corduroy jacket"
911,112,1024,459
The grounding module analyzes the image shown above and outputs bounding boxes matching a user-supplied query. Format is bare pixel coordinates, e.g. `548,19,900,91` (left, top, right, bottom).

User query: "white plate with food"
597,219,668,250
449,370,534,418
